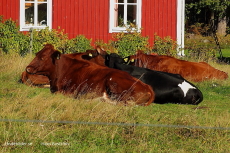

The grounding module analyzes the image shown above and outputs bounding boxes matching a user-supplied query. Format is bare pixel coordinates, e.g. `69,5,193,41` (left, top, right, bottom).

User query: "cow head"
125,50,153,68
26,44,61,76
103,53,126,68
177,80,203,105
124,51,142,66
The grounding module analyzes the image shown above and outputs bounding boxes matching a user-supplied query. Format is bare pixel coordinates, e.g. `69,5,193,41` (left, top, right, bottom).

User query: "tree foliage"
186,0,230,35
186,0,230,18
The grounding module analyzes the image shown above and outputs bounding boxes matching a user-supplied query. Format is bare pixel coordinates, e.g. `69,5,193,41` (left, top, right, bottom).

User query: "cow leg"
105,77,154,106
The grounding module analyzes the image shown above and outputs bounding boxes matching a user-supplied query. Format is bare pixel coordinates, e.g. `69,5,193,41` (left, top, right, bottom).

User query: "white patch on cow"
101,92,117,105
178,81,196,97
110,78,112,80
103,92,108,99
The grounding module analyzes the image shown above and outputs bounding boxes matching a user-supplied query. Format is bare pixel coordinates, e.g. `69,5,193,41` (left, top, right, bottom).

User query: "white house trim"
177,0,185,56
20,0,52,31
109,0,142,33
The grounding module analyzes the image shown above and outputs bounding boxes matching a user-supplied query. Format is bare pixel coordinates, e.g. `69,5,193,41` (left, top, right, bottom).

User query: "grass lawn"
0,53,229,152
221,48,230,57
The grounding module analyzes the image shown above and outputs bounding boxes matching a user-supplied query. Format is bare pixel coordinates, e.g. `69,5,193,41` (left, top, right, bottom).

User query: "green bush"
0,16,30,55
153,35,178,56
30,27,69,54
185,34,218,61
64,35,93,54
110,25,151,57
31,28,93,54
0,16,93,55
94,40,118,54
1,16,227,61
218,34,230,49
186,23,210,36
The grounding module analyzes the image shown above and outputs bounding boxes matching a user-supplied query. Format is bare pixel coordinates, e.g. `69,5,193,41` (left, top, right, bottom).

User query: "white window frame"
177,0,185,56
20,0,52,31
109,0,142,33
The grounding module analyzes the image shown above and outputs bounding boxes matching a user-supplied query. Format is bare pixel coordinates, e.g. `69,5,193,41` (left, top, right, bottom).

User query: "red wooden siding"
53,0,177,46
0,0,19,23
142,0,177,45
52,0,113,44
0,0,177,46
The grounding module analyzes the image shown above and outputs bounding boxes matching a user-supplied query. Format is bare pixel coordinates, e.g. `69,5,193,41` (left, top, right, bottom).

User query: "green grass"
221,48,230,57
0,53,230,152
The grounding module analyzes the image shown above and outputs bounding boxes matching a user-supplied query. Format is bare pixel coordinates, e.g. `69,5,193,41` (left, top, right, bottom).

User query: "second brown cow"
127,51,228,82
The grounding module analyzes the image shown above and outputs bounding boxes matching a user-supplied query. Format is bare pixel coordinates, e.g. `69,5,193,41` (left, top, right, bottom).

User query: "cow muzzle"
26,66,36,74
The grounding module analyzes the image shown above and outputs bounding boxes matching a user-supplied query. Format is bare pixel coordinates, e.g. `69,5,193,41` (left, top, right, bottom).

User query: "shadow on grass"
217,57,230,65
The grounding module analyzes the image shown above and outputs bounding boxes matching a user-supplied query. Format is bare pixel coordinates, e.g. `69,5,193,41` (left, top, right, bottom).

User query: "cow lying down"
25,44,155,106
90,49,203,105
19,49,105,88
126,51,228,82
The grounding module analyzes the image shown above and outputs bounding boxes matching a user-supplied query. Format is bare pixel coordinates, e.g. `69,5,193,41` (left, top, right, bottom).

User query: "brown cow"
19,47,105,87
127,51,228,82
19,71,50,87
26,44,155,106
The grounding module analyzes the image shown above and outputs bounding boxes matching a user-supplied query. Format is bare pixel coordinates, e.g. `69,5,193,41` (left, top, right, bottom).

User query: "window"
20,0,52,31
109,0,142,33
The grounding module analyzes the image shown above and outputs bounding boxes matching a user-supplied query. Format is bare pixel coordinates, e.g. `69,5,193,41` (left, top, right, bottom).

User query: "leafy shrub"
94,40,118,54
64,35,93,54
110,25,151,57
30,27,69,53
0,16,30,55
32,29,93,54
187,45,217,62
186,23,210,36
226,26,230,35
152,35,178,56
217,34,230,49
1,16,227,62
185,34,218,61
0,16,93,55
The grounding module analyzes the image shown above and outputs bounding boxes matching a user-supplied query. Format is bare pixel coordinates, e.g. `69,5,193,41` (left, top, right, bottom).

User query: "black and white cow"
103,53,203,105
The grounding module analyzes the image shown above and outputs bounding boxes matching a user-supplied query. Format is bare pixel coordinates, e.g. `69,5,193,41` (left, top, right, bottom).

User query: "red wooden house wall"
1,0,177,46
52,0,177,45
0,0,20,22
142,0,177,43
52,0,112,44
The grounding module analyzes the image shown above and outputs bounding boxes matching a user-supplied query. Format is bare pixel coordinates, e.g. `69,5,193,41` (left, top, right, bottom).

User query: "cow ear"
56,53,61,60
55,51,61,60
96,46,102,53
51,51,61,62
96,45,106,53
